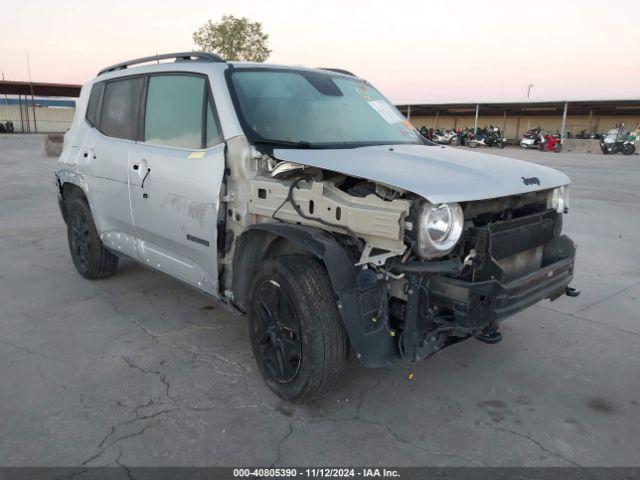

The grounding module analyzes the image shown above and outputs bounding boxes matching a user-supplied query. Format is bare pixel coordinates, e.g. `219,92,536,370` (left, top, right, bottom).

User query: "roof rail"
97,52,225,76
319,68,357,77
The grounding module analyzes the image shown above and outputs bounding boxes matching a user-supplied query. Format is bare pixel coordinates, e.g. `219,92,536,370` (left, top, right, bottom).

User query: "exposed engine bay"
219,150,576,366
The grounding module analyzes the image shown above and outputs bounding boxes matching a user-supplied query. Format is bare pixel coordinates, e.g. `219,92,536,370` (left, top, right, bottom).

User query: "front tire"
248,255,348,402
66,194,118,279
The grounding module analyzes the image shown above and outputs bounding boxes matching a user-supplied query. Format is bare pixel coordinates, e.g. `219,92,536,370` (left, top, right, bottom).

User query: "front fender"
240,223,397,367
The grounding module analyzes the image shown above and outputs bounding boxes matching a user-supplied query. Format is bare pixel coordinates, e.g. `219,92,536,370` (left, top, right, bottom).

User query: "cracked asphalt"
1,135,639,467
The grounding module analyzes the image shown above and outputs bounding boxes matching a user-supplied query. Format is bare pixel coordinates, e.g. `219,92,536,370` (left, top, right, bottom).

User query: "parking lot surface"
1,135,639,467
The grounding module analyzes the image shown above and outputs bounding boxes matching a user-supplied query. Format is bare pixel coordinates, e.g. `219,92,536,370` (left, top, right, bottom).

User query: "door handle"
141,167,151,189
132,164,139,171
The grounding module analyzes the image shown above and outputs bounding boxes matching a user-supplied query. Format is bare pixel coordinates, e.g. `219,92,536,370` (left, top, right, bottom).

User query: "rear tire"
248,255,348,402
623,144,636,155
66,194,118,279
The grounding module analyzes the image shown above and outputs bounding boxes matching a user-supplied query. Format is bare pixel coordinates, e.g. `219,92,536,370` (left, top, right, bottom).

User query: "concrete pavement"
1,135,639,467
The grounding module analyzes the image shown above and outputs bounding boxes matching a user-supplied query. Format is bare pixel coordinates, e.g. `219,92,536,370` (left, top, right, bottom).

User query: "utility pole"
527,84,534,99
474,104,479,134
1,72,8,105
2,72,9,105
560,102,569,141
27,53,38,133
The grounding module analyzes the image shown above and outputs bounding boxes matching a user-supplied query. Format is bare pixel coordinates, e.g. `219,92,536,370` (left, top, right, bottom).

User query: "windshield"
228,68,422,148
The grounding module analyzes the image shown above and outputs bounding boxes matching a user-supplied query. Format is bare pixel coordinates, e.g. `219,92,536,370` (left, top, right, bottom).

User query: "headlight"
417,202,464,258
547,186,569,213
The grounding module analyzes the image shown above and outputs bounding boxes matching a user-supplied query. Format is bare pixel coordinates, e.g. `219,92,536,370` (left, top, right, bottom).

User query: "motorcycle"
600,128,636,155
432,129,458,145
5,121,14,133
468,126,505,148
539,132,562,153
520,128,543,149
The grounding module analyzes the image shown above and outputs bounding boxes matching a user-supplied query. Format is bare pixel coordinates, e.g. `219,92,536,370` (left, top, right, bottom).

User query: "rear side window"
144,75,204,149
100,77,143,140
86,83,104,127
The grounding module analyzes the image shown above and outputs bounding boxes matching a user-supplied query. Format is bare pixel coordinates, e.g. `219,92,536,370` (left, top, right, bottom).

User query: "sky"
2,0,639,103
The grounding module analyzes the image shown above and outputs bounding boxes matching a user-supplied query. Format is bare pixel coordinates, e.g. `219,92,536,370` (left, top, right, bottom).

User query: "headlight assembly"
416,202,464,259
547,186,570,213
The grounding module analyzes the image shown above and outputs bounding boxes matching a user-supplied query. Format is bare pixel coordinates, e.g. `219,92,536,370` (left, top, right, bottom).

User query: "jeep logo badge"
522,176,541,186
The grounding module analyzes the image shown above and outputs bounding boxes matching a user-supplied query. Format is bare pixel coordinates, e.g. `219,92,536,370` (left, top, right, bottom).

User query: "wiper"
254,139,314,149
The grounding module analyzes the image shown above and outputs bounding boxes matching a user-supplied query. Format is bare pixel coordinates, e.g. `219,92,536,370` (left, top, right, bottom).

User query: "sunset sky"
2,0,639,103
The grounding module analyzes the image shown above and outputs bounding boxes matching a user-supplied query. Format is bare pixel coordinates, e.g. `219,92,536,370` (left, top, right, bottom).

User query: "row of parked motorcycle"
418,126,507,149
420,125,636,156
521,127,636,155
520,129,562,153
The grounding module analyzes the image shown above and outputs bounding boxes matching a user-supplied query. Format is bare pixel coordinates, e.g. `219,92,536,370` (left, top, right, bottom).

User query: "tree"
193,15,271,62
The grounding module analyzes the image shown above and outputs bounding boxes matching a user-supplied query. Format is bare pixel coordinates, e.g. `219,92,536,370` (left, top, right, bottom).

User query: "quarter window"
206,96,222,147
99,77,143,140
86,82,104,127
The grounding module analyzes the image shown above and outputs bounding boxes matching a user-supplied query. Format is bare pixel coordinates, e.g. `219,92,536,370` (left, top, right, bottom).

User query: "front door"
128,73,226,296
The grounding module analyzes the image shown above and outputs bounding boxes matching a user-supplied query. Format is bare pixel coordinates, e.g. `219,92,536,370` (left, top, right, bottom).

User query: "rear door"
76,76,143,259
128,73,225,296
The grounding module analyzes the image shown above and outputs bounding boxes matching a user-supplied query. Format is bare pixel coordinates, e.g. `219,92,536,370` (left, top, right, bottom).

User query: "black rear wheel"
623,144,636,155
248,255,348,402
66,194,118,279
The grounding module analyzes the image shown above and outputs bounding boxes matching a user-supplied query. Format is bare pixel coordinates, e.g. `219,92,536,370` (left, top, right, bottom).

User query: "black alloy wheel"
252,279,302,383
69,208,91,270
65,194,118,279
247,255,348,402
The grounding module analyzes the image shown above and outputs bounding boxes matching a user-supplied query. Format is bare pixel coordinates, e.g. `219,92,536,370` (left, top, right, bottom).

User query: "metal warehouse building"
397,99,640,140
0,81,80,133
2,78,639,140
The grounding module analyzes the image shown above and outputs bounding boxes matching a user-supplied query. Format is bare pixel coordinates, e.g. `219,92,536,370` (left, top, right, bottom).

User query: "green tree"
193,15,271,62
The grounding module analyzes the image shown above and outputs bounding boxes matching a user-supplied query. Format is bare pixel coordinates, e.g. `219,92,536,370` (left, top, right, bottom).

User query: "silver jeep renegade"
55,52,579,401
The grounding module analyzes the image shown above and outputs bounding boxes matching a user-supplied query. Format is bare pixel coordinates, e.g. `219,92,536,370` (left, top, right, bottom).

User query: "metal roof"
0,80,81,98
397,98,640,117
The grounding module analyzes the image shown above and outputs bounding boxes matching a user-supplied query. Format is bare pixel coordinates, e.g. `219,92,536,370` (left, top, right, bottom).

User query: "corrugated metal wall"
0,104,75,133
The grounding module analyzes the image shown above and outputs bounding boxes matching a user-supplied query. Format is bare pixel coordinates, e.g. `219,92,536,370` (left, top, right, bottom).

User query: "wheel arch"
55,174,89,224
232,223,398,367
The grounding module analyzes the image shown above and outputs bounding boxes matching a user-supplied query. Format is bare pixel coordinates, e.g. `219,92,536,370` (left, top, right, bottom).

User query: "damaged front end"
239,155,579,368
389,208,577,363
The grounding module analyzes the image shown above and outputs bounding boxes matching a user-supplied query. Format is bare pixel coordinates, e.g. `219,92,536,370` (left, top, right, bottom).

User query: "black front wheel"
66,194,118,279
248,255,348,402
